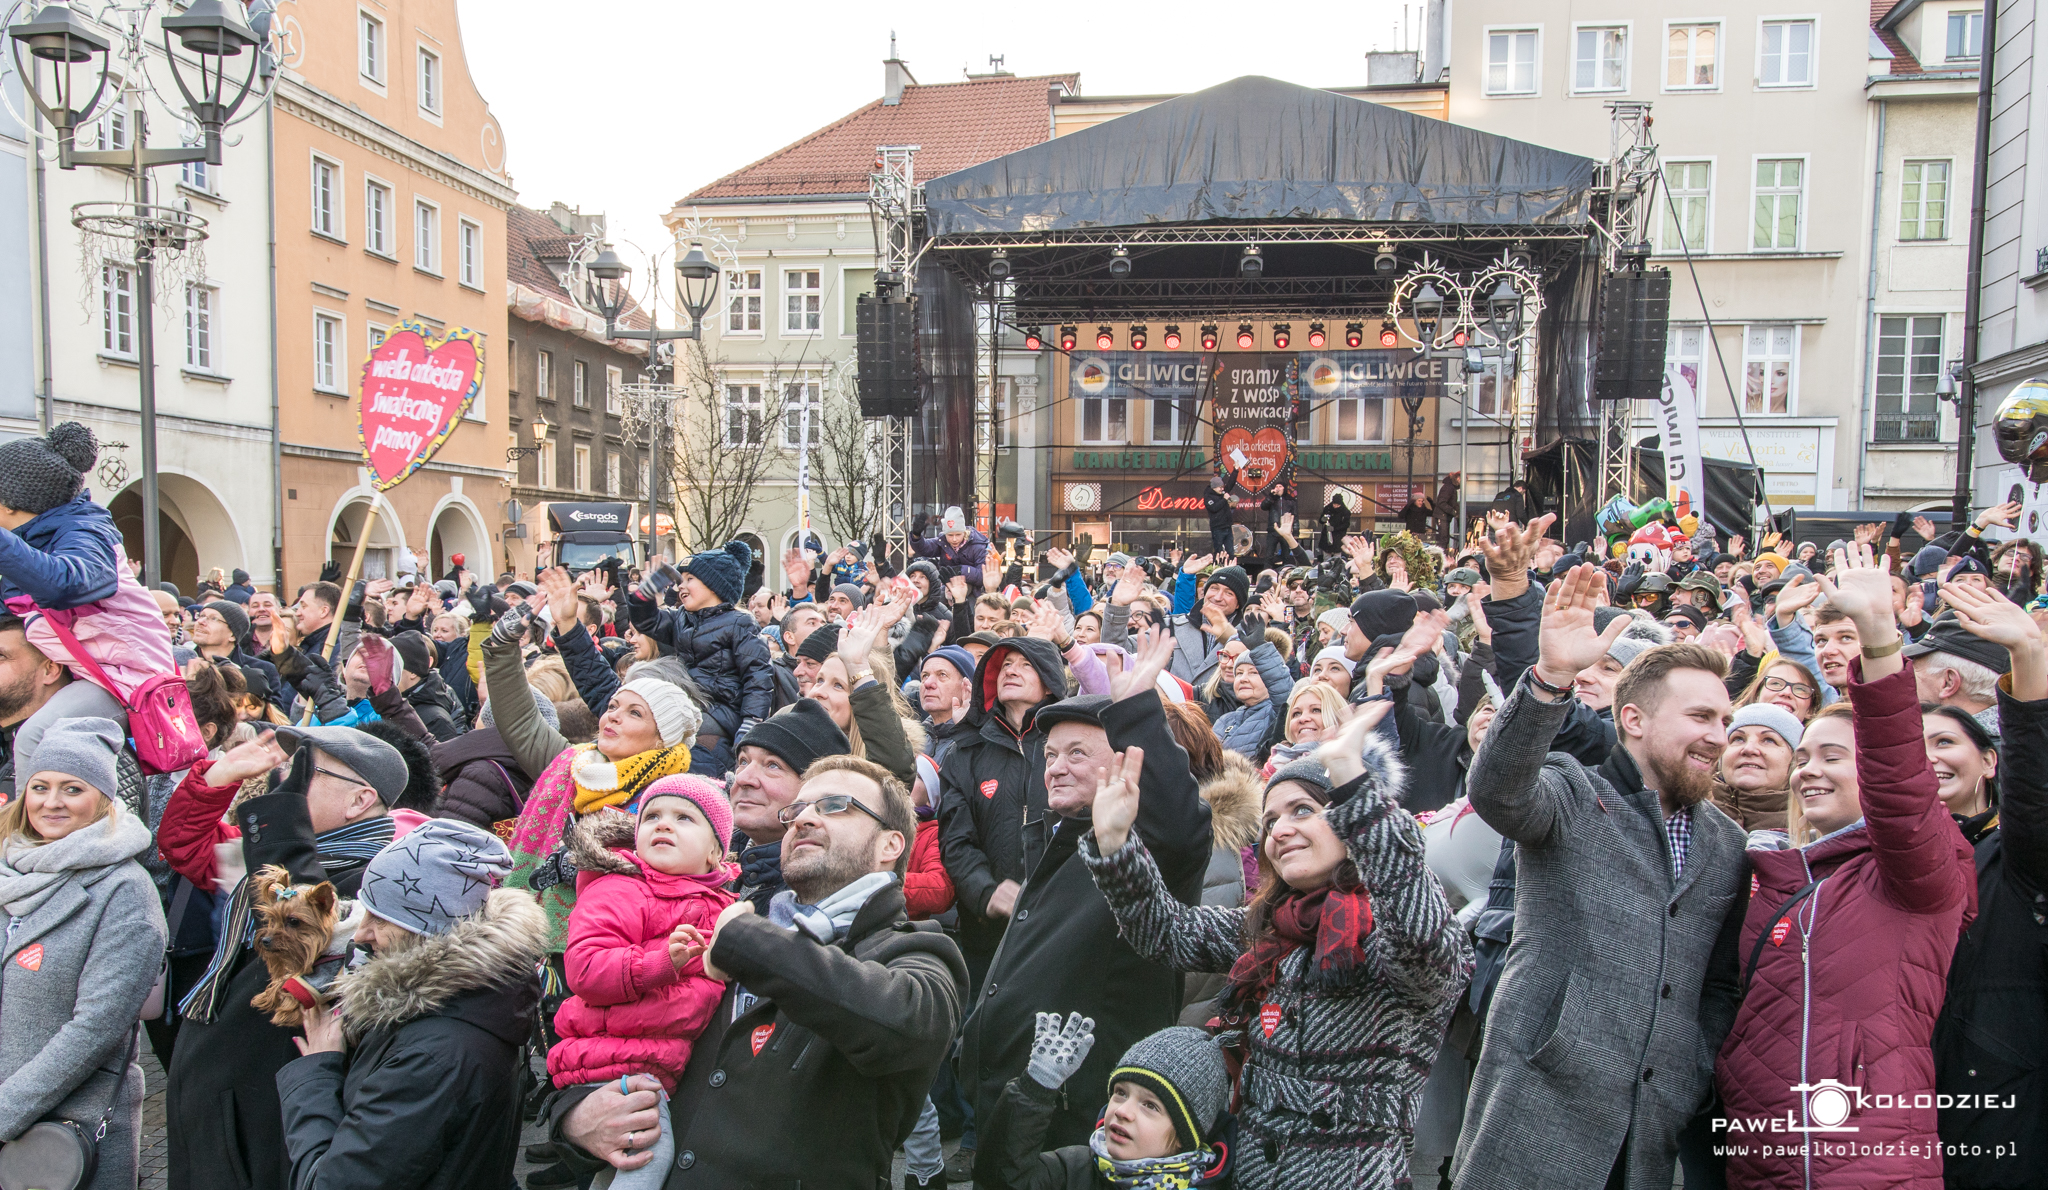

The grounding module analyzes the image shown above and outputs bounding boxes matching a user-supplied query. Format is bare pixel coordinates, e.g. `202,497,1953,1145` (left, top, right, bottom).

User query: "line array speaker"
856,294,921,418
1594,268,1671,402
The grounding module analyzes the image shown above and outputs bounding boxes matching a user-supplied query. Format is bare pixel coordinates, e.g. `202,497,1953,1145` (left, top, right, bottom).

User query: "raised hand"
1854,522,1883,547
354,632,401,696
1278,511,1297,540
946,574,970,606
1366,609,1449,692
1026,1011,1099,1091
1900,582,1926,629
1728,594,1771,656
1477,512,1556,600
1342,535,1375,578
1180,552,1212,575
836,604,889,673
1942,580,2047,701
1533,564,1630,690
1772,574,1824,626
1088,746,1145,854
1468,584,1492,643
1258,587,1289,622
205,728,289,788
578,569,616,602
1977,500,2024,532
1109,564,1146,607
1912,516,1940,543
539,566,582,634
1815,543,1902,678
981,551,1003,591
1312,699,1395,787
1111,626,1175,702
1045,546,1075,574
1200,603,1234,642
1025,601,1065,644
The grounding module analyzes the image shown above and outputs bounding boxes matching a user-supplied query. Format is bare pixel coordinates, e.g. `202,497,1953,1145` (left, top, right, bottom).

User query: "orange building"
271,0,514,590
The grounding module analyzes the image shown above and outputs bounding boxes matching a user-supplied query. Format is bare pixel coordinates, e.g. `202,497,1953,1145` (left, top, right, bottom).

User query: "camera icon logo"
1789,1079,1862,1132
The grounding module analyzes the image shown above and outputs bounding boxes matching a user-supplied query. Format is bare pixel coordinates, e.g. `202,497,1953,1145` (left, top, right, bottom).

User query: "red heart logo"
357,321,484,491
1218,427,1292,489
1770,918,1792,947
751,1024,775,1056
980,780,999,800
1259,1003,1281,1038
15,943,42,971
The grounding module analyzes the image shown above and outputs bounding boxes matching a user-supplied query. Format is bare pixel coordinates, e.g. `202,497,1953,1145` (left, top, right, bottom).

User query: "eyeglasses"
313,765,367,789
777,793,890,828
1761,676,1815,699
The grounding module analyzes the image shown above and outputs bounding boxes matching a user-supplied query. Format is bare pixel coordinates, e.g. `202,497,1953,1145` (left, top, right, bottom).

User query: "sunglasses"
777,793,890,828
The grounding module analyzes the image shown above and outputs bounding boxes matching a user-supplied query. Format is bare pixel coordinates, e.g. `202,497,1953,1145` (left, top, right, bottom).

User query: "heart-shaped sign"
1259,1003,1282,1039
357,320,484,491
1219,426,1292,488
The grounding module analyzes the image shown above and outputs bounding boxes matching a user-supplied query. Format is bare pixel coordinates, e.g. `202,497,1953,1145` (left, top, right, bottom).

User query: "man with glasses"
190,599,285,711
552,754,965,1189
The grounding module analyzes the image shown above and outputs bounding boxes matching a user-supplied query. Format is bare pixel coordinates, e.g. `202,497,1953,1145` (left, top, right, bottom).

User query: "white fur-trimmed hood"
335,887,547,1041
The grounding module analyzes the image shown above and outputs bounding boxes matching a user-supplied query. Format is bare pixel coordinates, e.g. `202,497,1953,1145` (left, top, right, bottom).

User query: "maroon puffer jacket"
1716,660,1977,1189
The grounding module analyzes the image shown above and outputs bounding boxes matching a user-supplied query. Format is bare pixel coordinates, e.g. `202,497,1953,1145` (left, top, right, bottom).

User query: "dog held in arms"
248,864,363,1026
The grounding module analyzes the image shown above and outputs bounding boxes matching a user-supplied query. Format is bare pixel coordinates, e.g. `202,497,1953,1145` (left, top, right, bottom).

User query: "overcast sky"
459,0,1422,310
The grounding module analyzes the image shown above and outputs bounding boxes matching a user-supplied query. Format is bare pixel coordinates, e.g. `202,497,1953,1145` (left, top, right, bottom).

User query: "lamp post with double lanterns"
581,242,721,562
6,0,275,586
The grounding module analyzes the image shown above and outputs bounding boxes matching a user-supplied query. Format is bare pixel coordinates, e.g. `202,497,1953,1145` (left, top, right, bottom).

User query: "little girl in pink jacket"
549,774,737,1188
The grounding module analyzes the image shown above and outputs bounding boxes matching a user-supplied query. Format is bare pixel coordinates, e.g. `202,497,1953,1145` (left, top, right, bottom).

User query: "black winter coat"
547,882,967,1190
983,1076,1114,1189
554,620,620,715
628,596,774,737
431,727,534,829
911,529,993,595
276,891,546,1190
962,691,1212,1180
403,670,466,741
1936,682,2048,1187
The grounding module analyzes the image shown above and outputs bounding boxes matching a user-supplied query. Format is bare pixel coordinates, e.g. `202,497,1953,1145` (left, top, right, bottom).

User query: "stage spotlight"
1236,323,1255,349
1272,323,1291,349
1509,240,1533,269
1059,325,1078,351
1199,325,1219,351
989,248,1012,280
1378,321,1400,348
1023,328,1043,351
1097,326,1115,350
1374,242,1399,273
1163,325,1182,350
1307,322,1326,349
1239,245,1263,278
1345,322,1364,348
1130,324,1147,350
1108,246,1132,278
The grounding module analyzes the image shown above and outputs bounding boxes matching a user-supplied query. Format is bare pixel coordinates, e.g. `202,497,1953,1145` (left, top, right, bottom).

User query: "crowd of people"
0,419,2042,1190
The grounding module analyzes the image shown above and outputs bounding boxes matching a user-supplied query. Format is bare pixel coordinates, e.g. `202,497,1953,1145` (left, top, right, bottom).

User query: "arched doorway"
736,532,766,599
108,473,247,595
328,493,406,582
427,497,490,582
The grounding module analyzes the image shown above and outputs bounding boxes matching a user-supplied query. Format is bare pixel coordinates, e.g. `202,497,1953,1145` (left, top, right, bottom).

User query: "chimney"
884,31,915,105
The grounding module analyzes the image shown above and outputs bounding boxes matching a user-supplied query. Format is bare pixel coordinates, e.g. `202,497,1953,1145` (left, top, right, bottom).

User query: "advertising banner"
357,320,485,491
1656,362,1706,518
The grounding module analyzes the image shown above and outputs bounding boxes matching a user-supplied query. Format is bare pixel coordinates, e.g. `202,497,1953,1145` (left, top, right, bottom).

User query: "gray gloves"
487,602,532,648
1025,1011,1096,1090
638,561,683,602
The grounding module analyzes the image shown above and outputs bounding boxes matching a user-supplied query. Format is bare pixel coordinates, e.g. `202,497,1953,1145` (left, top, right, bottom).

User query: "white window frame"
1077,395,1129,445
1329,396,1387,444
535,350,553,402
605,364,623,415
724,383,765,446
1663,20,1721,91
101,264,136,358
1756,17,1817,89
416,46,441,116
537,440,555,488
1874,314,1944,442
311,155,341,240
1482,26,1541,97
1571,22,1631,95
178,120,212,192
782,268,822,336
314,311,345,394
725,268,763,335
367,322,388,352
1750,154,1807,252
1659,158,1714,253
363,177,392,257
96,95,129,151
357,9,385,88
184,283,216,372
782,379,822,448
1148,393,1196,445
1741,323,1799,415
413,198,441,274
1946,10,1983,62
573,444,590,493
572,359,588,408
1898,159,1951,242
1666,323,1707,416
458,218,482,288
605,451,621,497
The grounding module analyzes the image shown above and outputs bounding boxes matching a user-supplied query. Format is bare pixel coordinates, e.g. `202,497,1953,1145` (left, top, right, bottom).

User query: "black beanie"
742,698,849,774
1204,566,1250,613
0,422,95,515
203,600,250,644
1350,589,1418,640
389,630,435,677
795,623,841,664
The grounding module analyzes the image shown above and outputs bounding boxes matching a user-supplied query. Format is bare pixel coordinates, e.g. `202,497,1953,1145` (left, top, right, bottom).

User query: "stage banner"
1211,355,1297,493
1657,361,1706,520
358,319,485,491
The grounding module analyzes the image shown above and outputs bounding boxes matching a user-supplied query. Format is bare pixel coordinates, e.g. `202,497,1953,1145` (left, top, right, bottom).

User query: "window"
1666,23,1718,89
179,121,211,191
1875,316,1942,442
101,265,135,357
359,11,384,82
368,323,387,350
364,180,391,255
1759,20,1814,87
573,445,590,493
314,313,342,392
606,365,623,415
1667,324,1706,413
458,219,481,286
726,269,763,333
783,381,822,447
184,284,214,371
725,384,765,445
1752,158,1804,251
783,269,821,334
1574,25,1628,93
572,360,587,407
311,158,338,237
1742,325,1797,414
1079,395,1128,444
1485,28,1539,95
96,98,128,151
1331,396,1385,444
537,440,555,488
606,451,621,497
1150,395,1197,444
1661,160,1711,252
1899,160,1950,241
1947,10,1983,61
414,200,439,271
536,351,552,401
1471,369,1509,418
417,47,441,113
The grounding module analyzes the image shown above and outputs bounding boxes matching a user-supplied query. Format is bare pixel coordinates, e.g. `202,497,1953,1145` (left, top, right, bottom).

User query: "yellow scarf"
570,743,692,814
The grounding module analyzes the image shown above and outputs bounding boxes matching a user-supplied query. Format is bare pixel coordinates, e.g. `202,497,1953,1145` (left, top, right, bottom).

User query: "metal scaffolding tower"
1592,101,1662,506
868,144,920,557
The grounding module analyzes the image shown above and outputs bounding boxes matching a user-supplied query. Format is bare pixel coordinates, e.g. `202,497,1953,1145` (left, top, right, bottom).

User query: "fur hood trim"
1201,752,1265,854
335,887,548,1040
1358,724,1408,804
568,807,641,877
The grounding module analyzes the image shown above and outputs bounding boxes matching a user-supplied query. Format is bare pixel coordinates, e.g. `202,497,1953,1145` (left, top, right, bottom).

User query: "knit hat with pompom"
0,422,97,515
682,540,753,605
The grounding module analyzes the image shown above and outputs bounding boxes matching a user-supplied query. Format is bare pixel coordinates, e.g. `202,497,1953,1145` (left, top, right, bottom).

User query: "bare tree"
804,367,888,548
665,335,788,551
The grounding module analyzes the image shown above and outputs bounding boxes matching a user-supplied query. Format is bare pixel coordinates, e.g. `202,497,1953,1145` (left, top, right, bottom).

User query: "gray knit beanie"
1110,1027,1231,1152
0,422,96,515
359,818,512,935
25,716,123,797
478,686,560,732
1265,758,1335,803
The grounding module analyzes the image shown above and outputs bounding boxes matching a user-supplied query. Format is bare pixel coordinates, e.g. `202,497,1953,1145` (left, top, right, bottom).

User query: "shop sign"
1135,486,1208,512
1069,450,1209,470
1294,451,1394,472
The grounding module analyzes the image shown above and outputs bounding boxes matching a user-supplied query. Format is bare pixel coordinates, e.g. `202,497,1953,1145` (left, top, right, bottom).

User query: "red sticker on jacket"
751,1024,775,1055
1769,918,1792,947
1259,1003,1282,1038
1750,873,1759,895
980,780,999,800
15,943,41,971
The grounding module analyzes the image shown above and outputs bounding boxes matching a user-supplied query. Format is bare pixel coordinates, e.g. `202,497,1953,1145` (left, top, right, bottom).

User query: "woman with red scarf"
1082,702,1473,1189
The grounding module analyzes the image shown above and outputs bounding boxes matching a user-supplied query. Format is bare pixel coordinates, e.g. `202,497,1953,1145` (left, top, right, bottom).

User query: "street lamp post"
7,1,272,586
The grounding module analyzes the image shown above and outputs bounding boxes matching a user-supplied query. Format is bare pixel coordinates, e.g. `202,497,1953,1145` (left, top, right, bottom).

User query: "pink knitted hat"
637,774,734,854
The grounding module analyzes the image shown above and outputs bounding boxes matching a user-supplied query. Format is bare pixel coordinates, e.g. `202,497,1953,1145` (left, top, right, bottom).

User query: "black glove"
466,584,508,624
1236,609,1269,648
910,513,930,539
268,743,316,796
343,580,367,624
318,560,342,584
869,533,896,579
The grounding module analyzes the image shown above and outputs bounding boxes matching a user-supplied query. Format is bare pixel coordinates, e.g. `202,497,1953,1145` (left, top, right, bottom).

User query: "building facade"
270,0,514,591
1,75,36,445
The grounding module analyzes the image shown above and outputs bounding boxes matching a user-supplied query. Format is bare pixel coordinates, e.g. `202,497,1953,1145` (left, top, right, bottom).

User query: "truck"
544,501,640,575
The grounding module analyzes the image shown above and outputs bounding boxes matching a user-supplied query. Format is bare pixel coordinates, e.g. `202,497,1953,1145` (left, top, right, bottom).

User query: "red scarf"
1224,884,1373,1010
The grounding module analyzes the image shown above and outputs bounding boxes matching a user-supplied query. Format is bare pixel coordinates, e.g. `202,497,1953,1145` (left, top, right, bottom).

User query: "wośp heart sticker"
357,320,485,491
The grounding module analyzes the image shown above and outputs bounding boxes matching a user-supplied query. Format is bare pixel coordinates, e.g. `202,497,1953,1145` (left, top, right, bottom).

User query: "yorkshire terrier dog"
249,864,342,1027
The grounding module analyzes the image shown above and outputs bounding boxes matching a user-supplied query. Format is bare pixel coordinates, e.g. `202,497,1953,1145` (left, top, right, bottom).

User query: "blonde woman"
1262,681,1348,779
800,601,923,788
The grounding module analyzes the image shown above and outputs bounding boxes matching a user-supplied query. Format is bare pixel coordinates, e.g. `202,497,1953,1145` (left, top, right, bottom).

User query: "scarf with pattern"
1087,1129,1227,1189
570,743,691,814
508,742,689,950
1223,883,1373,1012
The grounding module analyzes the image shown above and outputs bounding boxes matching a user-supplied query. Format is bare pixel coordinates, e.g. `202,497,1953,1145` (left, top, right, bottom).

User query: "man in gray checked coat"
1454,560,1749,1190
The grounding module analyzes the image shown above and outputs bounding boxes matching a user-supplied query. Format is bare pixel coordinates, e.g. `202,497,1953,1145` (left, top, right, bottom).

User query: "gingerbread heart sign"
1219,426,1292,488
357,320,484,491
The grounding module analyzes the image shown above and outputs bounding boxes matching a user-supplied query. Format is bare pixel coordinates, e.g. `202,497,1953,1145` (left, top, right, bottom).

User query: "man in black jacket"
962,631,1212,1184
387,630,466,740
551,755,967,1189
189,599,286,711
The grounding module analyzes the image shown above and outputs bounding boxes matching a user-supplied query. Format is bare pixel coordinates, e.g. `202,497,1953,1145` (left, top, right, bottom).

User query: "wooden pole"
300,501,379,724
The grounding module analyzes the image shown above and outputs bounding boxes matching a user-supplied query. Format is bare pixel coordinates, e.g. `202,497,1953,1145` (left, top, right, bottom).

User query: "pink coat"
1715,660,1977,1189
547,809,738,1091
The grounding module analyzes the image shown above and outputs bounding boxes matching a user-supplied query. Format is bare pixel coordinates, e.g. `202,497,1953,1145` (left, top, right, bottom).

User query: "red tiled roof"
1873,0,1923,74
686,72,1078,201
507,204,650,332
